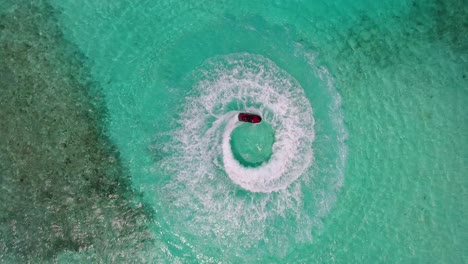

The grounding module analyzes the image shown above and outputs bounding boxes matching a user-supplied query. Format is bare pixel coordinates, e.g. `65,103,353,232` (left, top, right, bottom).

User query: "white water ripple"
157,52,346,257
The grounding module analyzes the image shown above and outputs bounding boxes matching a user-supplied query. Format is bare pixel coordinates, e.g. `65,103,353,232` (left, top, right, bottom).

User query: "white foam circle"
157,51,347,257
179,53,314,192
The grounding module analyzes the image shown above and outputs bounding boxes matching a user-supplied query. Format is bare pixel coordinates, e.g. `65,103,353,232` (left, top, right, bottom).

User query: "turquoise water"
1,0,466,263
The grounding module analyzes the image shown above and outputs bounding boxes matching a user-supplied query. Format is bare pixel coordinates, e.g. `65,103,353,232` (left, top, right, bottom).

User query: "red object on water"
238,113,262,123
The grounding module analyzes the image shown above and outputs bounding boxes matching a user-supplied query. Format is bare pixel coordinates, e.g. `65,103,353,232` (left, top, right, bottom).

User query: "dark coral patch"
0,1,153,262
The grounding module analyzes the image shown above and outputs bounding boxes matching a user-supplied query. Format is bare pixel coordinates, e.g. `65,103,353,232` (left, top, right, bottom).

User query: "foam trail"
155,52,346,258
169,54,316,193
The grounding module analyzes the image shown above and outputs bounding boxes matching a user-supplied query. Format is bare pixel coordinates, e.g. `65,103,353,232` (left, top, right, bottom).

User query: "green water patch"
49,6,345,260
38,0,467,262
288,1,467,262
0,1,153,262
410,0,468,54
230,122,275,167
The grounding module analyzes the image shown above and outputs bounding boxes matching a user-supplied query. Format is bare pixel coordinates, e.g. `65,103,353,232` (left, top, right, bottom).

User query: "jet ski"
238,113,262,123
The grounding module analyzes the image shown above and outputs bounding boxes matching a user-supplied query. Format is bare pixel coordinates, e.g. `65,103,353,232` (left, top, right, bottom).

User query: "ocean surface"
0,0,466,263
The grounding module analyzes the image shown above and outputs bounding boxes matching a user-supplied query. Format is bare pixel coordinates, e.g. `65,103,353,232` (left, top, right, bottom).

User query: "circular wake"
156,50,346,259
180,54,315,192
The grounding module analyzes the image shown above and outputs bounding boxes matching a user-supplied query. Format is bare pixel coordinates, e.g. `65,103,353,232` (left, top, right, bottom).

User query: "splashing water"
156,53,346,258
180,54,315,192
